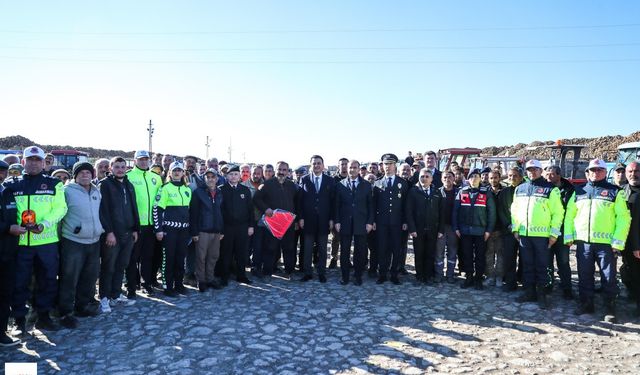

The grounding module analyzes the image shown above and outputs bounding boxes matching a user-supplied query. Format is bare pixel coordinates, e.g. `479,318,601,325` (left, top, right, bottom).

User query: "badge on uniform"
398,193,402,198
398,183,402,189
240,193,245,199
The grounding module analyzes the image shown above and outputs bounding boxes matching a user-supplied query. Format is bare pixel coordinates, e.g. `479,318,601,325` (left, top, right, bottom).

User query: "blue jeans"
576,242,618,301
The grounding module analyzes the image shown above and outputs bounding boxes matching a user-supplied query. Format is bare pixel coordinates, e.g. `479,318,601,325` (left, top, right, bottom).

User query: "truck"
437,147,482,175
51,150,89,171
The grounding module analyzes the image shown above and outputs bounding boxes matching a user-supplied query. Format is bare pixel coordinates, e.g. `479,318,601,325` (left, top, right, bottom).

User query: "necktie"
387,177,392,189
315,176,320,192
351,180,356,192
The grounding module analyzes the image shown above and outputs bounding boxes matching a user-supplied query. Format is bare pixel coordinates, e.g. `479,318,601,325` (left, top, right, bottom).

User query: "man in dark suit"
411,150,443,189
334,160,374,285
220,165,254,285
405,168,445,285
298,155,335,283
373,153,409,285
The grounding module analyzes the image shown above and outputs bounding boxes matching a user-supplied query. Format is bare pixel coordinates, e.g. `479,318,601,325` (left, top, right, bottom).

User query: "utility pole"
147,120,154,153
205,136,210,159
227,137,232,163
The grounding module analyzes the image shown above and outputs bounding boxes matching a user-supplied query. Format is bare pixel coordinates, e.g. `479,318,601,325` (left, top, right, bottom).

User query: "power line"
0,55,638,64
0,23,639,35
1,42,639,52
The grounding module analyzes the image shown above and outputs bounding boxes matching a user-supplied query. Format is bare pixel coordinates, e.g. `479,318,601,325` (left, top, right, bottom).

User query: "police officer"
3,146,68,333
564,159,631,323
511,160,564,309
154,162,192,297
127,150,162,297
220,165,254,285
372,153,408,285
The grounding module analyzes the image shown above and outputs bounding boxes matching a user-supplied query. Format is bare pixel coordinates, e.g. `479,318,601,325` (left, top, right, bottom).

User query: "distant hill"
0,135,134,160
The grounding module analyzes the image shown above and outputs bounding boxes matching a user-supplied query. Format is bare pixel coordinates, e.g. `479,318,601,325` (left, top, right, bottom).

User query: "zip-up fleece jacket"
2,173,67,246
61,181,104,244
127,166,162,227
452,185,496,236
564,179,631,251
154,181,191,233
511,177,564,238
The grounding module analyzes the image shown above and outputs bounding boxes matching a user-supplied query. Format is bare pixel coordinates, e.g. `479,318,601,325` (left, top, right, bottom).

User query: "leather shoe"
376,277,386,284
319,275,327,283
340,279,349,285
390,276,401,285
300,275,312,282
237,277,253,285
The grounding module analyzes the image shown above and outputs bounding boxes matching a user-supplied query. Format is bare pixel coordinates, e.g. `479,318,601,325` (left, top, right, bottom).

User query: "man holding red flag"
253,161,298,277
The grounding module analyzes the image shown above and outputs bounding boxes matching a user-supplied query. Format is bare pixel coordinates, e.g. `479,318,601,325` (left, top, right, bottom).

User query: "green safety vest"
511,178,564,238
7,175,68,246
564,181,631,250
127,167,161,226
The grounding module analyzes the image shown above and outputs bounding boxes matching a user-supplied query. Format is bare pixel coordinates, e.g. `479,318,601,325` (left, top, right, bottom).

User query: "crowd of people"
0,146,639,348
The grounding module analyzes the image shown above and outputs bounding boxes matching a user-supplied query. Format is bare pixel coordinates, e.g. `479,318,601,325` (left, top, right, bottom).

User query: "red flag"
262,209,296,239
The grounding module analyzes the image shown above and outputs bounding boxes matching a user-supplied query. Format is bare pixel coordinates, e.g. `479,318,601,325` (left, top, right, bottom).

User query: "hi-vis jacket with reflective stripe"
2,173,67,246
127,166,161,227
564,179,631,250
153,181,191,233
511,177,564,238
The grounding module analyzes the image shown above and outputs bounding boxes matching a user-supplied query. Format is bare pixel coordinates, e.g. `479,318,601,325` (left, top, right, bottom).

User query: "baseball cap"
23,146,45,160
204,168,219,176
134,150,150,159
587,159,607,170
525,160,542,170
169,161,184,172
614,162,626,171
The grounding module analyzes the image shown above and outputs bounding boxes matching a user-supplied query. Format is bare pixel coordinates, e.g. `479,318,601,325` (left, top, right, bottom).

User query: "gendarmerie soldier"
372,153,409,285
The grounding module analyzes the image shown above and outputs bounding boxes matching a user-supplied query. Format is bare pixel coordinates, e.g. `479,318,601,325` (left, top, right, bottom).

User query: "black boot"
516,287,537,303
537,289,549,310
574,298,595,315
460,277,474,289
603,298,617,324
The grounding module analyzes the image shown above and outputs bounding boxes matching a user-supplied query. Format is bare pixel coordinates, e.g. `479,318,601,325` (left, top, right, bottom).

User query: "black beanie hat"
72,161,95,179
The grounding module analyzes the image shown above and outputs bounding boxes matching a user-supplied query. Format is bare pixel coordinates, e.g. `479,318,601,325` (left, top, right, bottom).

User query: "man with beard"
253,161,297,277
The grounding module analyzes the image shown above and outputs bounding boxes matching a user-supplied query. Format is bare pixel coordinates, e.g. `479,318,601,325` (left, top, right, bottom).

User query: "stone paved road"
2,253,640,374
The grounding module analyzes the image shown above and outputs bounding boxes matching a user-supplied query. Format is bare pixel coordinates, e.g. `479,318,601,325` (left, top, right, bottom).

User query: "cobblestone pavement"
2,252,640,375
